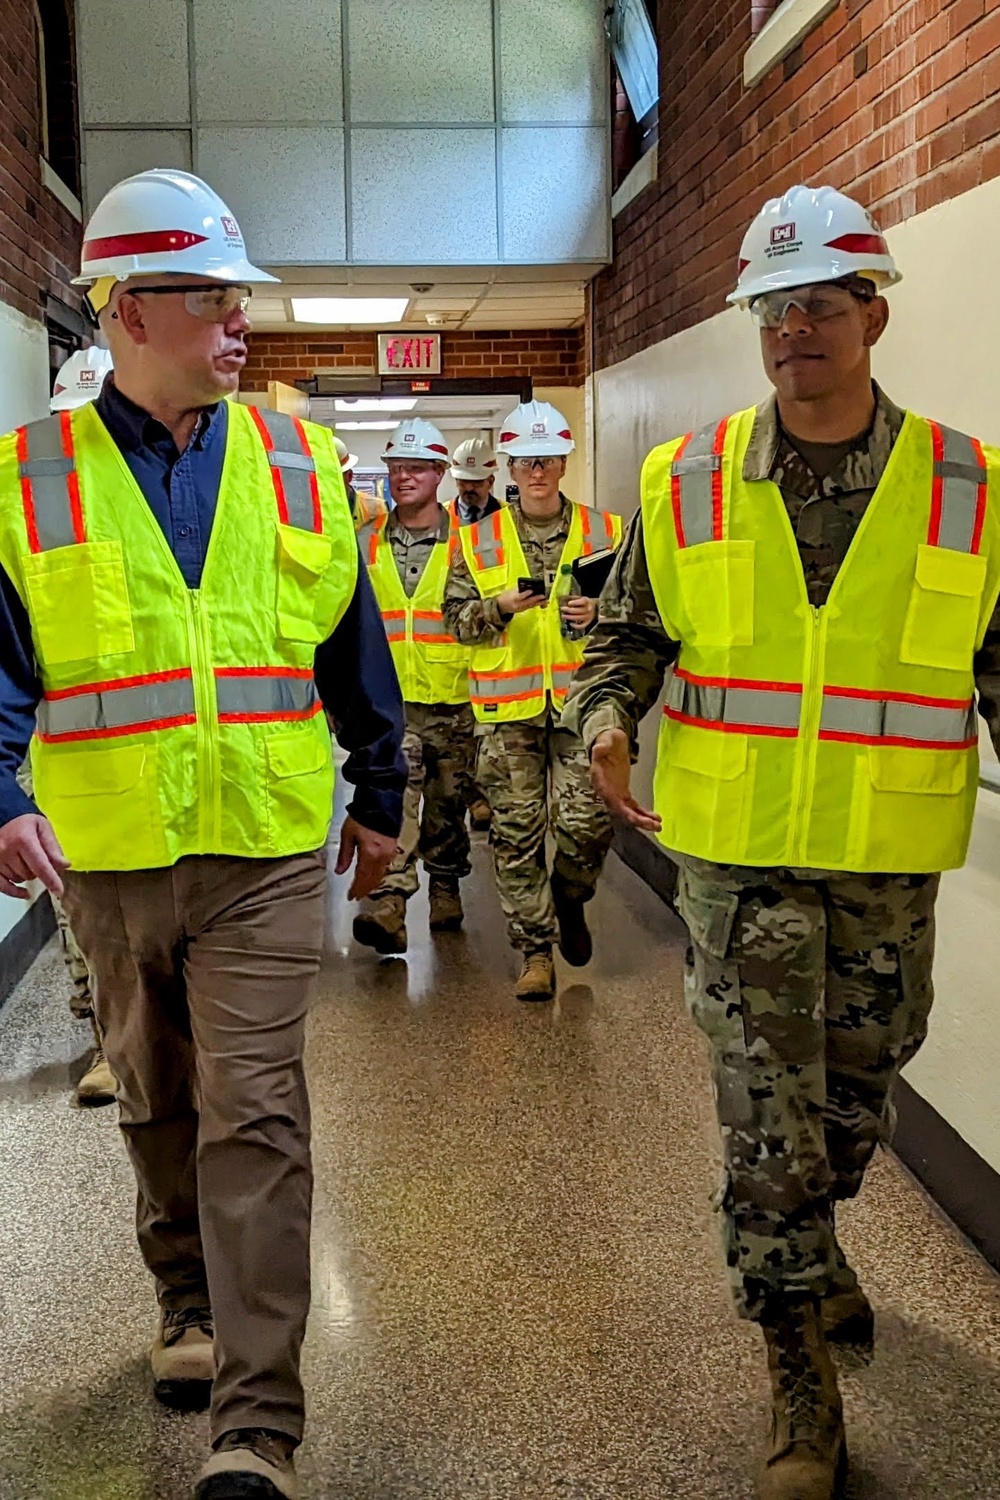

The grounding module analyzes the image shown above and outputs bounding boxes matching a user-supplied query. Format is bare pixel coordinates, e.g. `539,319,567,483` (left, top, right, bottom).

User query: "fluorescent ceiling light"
336,420,398,430
334,397,416,413
291,297,408,324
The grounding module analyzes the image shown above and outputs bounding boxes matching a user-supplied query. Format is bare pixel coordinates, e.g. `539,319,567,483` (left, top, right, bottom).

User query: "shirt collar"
742,383,904,483
95,375,224,457
514,493,572,535
386,503,451,544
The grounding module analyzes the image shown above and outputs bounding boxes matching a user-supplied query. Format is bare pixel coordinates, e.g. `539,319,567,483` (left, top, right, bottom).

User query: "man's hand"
0,814,69,900
589,728,661,833
497,586,546,617
335,816,399,900
561,595,598,630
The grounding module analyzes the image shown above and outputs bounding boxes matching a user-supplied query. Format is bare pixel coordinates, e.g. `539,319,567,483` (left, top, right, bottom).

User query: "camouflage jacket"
563,387,1000,761
383,506,452,599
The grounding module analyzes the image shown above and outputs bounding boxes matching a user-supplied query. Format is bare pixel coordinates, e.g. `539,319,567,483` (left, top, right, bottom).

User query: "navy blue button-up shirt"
0,379,406,838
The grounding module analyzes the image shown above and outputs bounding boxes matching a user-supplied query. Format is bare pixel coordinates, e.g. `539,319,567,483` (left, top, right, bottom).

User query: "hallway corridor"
1,842,999,1500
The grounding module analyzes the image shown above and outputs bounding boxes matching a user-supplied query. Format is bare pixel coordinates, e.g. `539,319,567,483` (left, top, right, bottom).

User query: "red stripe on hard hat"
825,233,888,256
82,229,210,261
559,430,572,439
499,431,518,443
738,258,750,272
428,444,449,455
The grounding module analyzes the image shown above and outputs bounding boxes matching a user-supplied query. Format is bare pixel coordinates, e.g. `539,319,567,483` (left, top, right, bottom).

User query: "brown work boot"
151,1305,214,1409
469,797,492,832
551,870,593,967
195,1428,297,1499
821,1225,875,1362
514,950,555,1001
429,878,464,932
758,1297,847,1500
76,1017,117,1105
353,893,407,954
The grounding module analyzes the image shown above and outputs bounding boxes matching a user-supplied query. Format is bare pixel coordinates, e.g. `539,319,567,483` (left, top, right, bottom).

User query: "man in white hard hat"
0,168,406,1500
334,434,359,512
444,400,624,1000
566,184,1000,1499
353,417,478,951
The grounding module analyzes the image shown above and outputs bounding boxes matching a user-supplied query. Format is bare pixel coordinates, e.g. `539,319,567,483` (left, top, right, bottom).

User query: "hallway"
1,840,999,1500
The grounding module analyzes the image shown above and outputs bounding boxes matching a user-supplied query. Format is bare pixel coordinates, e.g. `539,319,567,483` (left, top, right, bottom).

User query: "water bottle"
560,564,586,641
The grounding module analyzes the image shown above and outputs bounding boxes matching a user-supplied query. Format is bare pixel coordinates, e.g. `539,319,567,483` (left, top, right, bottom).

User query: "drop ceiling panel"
194,0,344,123
348,0,495,123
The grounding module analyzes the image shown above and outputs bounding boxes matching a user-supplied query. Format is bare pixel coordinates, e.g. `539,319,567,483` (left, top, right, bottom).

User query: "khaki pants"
62,851,327,1444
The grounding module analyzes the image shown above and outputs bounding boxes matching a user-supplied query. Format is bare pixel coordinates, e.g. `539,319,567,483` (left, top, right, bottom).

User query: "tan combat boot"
758,1297,847,1500
353,894,408,955
76,1018,117,1106
822,1281,874,1361
151,1306,214,1409
469,797,492,832
195,1429,298,1499
514,951,555,1001
429,878,464,932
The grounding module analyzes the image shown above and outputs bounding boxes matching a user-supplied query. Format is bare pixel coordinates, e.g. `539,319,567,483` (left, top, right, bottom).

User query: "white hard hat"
333,436,359,470
497,400,574,457
50,346,114,411
74,169,279,309
728,184,901,307
450,436,498,481
381,417,450,464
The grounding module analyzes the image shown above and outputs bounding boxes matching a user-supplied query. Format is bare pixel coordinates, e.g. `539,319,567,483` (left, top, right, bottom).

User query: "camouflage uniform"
15,759,92,1017
366,509,475,901
565,386,1000,1321
444,498,614,954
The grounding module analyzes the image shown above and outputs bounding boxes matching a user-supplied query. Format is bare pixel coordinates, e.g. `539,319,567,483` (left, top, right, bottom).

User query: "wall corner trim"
612,145,658,219
743,0,839,88
40,159,83,221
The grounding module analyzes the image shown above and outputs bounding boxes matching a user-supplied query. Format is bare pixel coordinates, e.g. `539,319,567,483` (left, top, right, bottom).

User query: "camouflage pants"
375,702,475,900
16,759,93,1016
476,713,614,954
677,858,939,1323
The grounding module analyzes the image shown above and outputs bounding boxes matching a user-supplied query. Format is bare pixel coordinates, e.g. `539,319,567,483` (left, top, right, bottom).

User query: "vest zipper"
187,591,221,850
788,603,827,863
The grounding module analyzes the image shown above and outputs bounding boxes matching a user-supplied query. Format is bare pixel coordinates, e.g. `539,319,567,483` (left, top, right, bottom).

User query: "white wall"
0,301,49,943
590,172,1000,1174
77,0,610,268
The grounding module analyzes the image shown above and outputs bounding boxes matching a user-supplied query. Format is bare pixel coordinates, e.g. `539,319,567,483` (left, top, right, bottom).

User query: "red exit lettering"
384,337,438,370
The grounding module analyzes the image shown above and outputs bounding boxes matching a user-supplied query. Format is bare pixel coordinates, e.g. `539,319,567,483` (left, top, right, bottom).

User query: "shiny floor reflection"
1,838,999,1498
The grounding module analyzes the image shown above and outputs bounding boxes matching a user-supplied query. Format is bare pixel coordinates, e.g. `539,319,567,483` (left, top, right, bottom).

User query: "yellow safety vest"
642,406,1000,873
460,500,623,722
360,509,469,706
0,400,357,871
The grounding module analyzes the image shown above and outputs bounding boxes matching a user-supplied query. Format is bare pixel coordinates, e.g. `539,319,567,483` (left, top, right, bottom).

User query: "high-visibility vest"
642,406,1000,873
360,510,469,706
460,500,623,722
0,400,358,871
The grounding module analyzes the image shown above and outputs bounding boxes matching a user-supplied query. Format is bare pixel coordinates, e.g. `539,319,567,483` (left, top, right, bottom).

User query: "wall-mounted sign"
378,333,442,375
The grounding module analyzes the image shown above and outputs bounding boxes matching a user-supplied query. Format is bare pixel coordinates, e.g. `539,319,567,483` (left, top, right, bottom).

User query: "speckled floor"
1,838,1000,1500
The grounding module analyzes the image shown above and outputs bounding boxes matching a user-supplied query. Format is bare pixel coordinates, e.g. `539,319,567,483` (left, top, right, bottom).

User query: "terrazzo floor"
1,836,999,1499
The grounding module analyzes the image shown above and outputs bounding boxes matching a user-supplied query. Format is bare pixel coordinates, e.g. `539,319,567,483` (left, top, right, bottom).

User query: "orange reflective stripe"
579,508,617,558
16,413,86,553
669,418,729,548
471,509,505,570
249,407,323,532
927,419,988,554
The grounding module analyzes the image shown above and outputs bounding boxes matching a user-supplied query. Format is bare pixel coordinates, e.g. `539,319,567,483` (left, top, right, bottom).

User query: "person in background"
443,401,623,1002
565,184,1000,1500
0,168,406,1500
353,418,477,953
334,435,359,513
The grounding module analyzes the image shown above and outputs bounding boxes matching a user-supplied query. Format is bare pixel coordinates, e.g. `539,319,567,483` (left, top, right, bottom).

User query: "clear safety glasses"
510,456,562,473
385,460,440,477
127,283,253,322
749,279,875,329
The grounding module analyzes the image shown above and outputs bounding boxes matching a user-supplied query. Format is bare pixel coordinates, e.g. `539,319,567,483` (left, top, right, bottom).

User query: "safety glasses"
749,279,875,329
126,283,253,322
510,456,561,473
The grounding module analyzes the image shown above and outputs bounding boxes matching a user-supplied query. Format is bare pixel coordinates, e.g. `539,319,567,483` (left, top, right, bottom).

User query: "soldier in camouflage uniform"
566,185,1000,1500
353,419,475,954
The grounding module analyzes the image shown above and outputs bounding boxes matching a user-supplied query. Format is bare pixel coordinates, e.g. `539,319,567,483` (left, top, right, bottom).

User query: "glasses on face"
128,283,253,323
386,461,437,478
510,456,561,473
750,281,874,330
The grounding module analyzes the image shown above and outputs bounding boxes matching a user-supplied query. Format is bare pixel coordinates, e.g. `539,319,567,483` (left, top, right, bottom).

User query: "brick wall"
242,328,585,388
594,0,1000,371
0,0,82,325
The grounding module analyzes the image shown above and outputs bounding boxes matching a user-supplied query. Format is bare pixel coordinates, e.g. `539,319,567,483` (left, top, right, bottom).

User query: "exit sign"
378,333,442,375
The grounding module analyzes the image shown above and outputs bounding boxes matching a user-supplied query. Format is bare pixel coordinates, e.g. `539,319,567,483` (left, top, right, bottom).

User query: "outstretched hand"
589,728,662,833
335,816,399,900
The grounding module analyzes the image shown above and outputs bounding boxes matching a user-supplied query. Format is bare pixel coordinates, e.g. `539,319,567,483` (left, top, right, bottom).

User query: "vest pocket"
276,525,334,644
845,745,973,872
33,743,166,869
22,541,134,668
657,720,751,859
424,642,470,699
900,544,987,671
674,540,755,648
264,726,333,852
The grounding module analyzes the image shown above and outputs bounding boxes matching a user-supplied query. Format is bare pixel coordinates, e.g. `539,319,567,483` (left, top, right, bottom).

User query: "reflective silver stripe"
37,676,196,738
820,694,975,744
551,664,579,693
671,421,721,547
216,674,318,718
254,409,319,532
935,424,986,553
412,616,454,639
382,616,407,641
668,673,802,730
471,669,544,700
471,516,504,570
19,415,79,551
